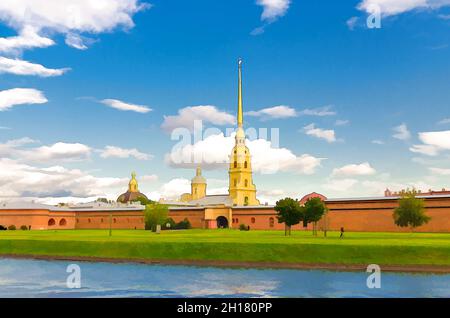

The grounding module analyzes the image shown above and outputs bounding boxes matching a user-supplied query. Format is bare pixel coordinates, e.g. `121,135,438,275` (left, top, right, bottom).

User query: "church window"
245,179,248,187
251,217,255,224
269,217,274,228
244,161,248,168
244,197,249,206
234,161,237,168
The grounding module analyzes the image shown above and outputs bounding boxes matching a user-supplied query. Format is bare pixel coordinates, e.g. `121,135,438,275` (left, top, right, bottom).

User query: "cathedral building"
168,59,270,228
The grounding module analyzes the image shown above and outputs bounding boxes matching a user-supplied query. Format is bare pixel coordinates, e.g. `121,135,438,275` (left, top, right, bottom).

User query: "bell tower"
191,166,207,200
228,59,260,206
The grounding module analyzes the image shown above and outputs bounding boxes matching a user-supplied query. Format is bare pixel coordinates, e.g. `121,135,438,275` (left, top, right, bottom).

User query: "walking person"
340,227,345,238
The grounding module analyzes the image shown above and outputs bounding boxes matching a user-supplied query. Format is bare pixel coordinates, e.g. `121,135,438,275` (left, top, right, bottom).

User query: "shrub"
20,225,28,231
239,224,249,231
162,218,176,230
174,218,191,230
8,225,16,231
0,225,7,231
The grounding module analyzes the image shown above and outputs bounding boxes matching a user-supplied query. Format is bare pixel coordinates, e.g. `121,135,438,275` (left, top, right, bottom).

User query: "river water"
0,258,448,297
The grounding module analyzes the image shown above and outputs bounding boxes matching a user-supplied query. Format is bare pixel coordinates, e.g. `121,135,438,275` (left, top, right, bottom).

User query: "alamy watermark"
169,120,281,173
66,263,81,289
366,264,381,289
366,4,381,29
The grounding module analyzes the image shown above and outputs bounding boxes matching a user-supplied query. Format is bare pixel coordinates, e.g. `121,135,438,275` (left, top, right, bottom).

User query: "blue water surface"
0,258,448,298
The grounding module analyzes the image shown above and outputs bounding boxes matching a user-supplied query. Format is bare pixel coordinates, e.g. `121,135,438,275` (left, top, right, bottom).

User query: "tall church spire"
237,58,243,128
229,58,260,206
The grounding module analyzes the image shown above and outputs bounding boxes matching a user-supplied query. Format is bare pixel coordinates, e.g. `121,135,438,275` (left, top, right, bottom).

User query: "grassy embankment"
0,229,449,267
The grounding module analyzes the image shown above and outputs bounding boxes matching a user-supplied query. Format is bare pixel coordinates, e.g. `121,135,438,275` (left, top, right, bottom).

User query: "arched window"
251,217,256,224
88,218,91,223
269,217,274,228
194,188,197,194
59,219,67,226
101,218,104,223
244,197,249,206
234,161,237,168
234,179,237,187
48,218,55,226
244,179,248,187
244,161,248,168
236,218,239,223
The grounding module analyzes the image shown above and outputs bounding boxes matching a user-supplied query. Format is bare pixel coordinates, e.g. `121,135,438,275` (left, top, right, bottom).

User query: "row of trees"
275,189,431,236
275,197,327,236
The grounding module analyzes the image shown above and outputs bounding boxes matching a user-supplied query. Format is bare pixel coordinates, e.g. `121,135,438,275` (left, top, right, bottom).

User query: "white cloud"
0,57,70,77
0,158,129,201
100,146,153,160
335,119,350,126
22,143,92,163
410,144,441,156
246,105,297,120
372,139,385,145
429,167,450,175
0,26,54,55
357,0,450,17
0,88,47,111
100,99,152,113
161,105,236,133
346,16,359,30
65,33,88,50
256,0,291,22
0,0,149,54
166,132,324,175
324,178,359,192
438,118,450,125
392,123,411,140
410,130,450,156
332,162,376,177
148,178,191,201
0,138,91,163
299,106,336,117
303,124,337,143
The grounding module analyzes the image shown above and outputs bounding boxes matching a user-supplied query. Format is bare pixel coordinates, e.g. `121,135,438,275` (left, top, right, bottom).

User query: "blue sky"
1,0,450,204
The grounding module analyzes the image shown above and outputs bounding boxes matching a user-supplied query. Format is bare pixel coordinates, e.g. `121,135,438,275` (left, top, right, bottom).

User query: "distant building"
117,172,149,203
384,188,450,197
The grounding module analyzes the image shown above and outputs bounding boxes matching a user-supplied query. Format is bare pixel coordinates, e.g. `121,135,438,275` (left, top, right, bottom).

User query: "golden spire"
237,58,243,128
129,171,138,192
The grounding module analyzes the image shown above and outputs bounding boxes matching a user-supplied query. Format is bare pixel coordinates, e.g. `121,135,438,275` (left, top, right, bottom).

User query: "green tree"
144,203,168,232
275,198,303,236
133,197,155,206
393,190,431,231
302,198,328,236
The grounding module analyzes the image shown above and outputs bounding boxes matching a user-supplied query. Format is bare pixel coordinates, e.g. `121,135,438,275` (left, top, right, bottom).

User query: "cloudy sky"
1,0,450,205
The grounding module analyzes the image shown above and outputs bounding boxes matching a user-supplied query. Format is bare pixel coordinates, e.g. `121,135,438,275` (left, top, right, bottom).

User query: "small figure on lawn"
340,227,344,238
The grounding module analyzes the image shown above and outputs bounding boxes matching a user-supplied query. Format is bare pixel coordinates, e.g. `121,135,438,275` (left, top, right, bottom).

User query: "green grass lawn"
0,229,449,266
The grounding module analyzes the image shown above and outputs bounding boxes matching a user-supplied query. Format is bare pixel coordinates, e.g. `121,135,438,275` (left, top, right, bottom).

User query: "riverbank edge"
2,254,450,274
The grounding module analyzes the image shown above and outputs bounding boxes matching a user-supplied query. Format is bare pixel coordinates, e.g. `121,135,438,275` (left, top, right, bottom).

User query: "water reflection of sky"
0,258,449,298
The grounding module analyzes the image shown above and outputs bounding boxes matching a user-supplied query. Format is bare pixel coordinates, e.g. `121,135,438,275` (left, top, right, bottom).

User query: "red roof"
299,192,327,205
